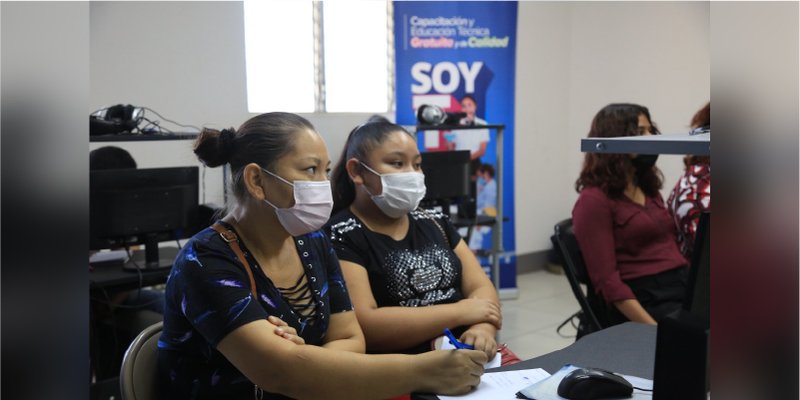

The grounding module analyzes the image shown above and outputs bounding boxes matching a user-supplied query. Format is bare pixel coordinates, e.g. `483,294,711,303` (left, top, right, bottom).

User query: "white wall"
515,1,710,255
90,1,709,257
514,2,573,256
89,2,375,205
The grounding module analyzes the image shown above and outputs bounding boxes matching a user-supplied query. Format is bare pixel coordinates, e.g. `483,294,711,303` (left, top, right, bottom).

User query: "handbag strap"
211,222,258,299
421,208,452,249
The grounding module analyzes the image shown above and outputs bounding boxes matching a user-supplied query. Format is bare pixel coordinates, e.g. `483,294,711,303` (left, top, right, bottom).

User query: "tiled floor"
498,269,580,360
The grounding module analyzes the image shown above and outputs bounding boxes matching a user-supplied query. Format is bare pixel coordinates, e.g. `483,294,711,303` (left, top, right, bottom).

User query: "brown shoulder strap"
421,208,452,249
211,222,258,299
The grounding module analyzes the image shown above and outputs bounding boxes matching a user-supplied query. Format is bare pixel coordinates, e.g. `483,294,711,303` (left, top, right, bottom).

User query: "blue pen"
444,328,475,350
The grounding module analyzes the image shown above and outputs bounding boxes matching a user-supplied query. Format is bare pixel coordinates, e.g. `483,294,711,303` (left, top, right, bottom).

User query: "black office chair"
553,218,608,338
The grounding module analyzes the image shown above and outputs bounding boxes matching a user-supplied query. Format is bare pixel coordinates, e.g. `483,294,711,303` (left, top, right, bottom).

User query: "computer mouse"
557,367,634,400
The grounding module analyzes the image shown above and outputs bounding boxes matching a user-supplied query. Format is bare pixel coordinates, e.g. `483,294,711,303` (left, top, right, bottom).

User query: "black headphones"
90,104,144,136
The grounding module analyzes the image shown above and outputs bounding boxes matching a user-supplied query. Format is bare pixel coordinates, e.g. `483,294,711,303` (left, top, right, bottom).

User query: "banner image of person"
394,1,518,296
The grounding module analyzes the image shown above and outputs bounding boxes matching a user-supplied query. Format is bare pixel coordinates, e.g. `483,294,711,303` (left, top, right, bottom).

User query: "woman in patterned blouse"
157,112,486,400
668,102,711,260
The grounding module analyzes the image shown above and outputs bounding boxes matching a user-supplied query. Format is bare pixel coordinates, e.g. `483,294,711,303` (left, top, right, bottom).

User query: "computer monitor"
683,212,710,327
90,166,199,268
653,212,710,400
420,150,471,201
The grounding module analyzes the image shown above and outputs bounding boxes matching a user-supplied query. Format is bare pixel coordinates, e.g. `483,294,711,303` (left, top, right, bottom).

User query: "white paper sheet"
439,368,551,400
517,364,653,400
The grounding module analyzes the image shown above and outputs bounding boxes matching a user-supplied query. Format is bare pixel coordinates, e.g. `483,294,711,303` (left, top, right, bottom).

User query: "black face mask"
632,154,659,172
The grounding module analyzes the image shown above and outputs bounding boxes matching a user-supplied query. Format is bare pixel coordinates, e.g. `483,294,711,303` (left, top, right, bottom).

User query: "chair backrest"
553,219,604,334
120,321,162,400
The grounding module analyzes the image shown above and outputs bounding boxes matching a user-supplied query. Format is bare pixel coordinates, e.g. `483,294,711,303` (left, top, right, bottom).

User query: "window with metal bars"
243,0,394,113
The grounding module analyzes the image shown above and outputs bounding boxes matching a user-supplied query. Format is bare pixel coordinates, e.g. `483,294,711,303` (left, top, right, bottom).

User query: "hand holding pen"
444,328,475,350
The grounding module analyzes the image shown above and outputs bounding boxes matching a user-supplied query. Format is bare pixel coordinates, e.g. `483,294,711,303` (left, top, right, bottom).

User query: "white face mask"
359,161,426,218
261,168,333,236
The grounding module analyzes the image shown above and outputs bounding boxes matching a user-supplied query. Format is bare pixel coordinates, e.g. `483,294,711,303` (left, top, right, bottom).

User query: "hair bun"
219,128,236,162
194,127,237,167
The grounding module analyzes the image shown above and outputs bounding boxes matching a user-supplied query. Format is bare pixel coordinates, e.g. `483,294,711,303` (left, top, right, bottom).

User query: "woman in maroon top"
573,103,689,326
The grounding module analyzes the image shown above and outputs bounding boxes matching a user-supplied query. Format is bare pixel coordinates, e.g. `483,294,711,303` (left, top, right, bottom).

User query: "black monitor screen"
90,166,199,266
683,212,710,327
420,150,471,201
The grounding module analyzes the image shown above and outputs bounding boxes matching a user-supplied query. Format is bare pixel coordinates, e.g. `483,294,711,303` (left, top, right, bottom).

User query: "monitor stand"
143,233,162,267
124,241,180,270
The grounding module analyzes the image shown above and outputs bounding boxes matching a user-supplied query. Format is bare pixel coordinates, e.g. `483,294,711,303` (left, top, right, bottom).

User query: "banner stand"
395,1,519,297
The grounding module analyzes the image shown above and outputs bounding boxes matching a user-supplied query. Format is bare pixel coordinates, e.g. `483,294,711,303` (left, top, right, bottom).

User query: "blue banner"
394,1,518,294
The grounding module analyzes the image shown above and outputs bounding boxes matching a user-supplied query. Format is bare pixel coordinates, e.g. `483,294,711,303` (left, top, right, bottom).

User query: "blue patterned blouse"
157,221,353,399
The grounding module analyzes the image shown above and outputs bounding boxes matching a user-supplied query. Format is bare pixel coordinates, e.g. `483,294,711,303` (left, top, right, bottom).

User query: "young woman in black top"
326,120,502,360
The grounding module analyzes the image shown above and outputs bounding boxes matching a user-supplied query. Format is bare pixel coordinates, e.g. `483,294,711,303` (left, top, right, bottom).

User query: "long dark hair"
575,103,663,198
331,120,415,214
193,112,315,202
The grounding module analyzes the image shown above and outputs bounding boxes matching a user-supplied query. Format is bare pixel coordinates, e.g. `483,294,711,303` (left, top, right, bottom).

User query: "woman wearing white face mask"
326,119,503,361
158,113,486,400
